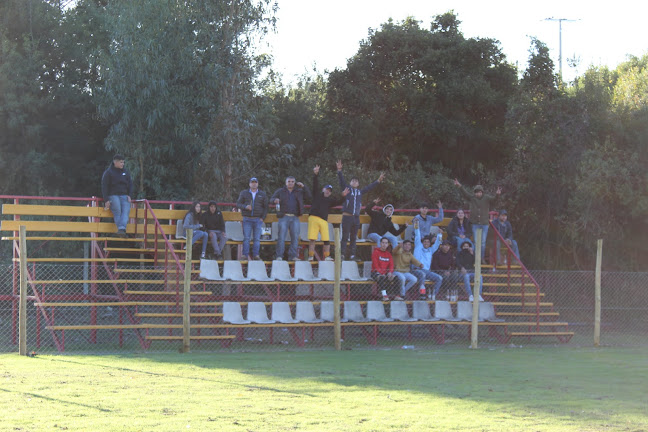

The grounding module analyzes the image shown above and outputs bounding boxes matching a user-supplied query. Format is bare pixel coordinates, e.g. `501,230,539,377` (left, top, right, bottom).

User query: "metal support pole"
182,229,193,353
333,228,342,350
594,239,603,347
19,226,28,356
471,228,482,349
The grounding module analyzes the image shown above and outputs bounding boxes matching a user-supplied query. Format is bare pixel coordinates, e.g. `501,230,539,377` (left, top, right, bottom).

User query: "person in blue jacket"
336,159,385,260
412,201,445,239
412,224,443,300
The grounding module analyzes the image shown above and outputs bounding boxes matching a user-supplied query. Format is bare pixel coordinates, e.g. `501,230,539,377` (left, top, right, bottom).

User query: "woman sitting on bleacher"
183,201,209,259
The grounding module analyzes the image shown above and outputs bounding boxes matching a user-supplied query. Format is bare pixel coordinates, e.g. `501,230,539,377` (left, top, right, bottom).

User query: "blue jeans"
455,236,473,250
276,215,300,260
393,271,418,296
463,273,483,297
367,232,400,249
472,224,489,260
412,268,443,296
242,217,263,257
497,238,520,263
341,214,360,257
208,230,227,255
108,195,130,231
191,230,209,255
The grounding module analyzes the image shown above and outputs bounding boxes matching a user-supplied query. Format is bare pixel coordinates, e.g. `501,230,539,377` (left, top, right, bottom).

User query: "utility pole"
544,17,579,83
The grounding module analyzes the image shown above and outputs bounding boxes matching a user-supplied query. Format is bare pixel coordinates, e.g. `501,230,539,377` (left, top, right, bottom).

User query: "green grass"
1,347,647,431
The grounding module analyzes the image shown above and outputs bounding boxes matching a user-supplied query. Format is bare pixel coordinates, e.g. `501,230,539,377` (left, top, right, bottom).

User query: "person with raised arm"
412,201,445,239
337,159,385,260
271,176,311,261
236,177,268,261
453,178,501,262
412,221,443,300
307,165,349,261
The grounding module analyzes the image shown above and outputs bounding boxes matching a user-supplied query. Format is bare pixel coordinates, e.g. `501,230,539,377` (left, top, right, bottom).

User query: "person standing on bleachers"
236,177,268,261
183,201,209,259
412,201,444,239
371,237,398,301
454,179,501,262
272,176,311,261
201,201,227,260
336,159,385,261
307,165,349,261
365,200,407,250
101,154,133,237
491,209,520,264
456,240,484,302
431,240,460,301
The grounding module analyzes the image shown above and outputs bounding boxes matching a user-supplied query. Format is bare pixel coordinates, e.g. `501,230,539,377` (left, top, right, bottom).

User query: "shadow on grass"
0,387,112,412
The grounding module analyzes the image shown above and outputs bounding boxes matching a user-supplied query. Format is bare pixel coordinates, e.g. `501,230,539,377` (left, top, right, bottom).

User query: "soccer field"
1,347,646,431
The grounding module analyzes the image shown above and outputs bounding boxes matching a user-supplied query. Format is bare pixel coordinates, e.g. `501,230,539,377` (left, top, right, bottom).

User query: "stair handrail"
489,220,542,327
137,199,184,274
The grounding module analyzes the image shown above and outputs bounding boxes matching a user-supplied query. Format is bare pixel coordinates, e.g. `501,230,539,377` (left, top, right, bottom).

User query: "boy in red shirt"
371,237,398,301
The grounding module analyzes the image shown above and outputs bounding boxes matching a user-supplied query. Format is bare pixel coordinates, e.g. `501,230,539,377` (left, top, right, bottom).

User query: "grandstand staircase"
1,197,573,351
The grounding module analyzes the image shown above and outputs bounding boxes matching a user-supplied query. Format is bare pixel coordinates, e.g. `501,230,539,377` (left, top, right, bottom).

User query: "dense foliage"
0,2,646,269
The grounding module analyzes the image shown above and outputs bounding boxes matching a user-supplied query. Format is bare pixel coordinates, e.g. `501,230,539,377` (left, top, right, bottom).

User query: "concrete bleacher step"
135,313,223,318
146,335,235,341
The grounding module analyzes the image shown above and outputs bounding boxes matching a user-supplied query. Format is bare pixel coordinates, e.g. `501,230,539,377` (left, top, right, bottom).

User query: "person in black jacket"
101,154,133,236
236,177,269,260
271,176,311,261
365,199,407,250
307,165,349,261
201,201,227,259
456,240,483,302
447,209,473,250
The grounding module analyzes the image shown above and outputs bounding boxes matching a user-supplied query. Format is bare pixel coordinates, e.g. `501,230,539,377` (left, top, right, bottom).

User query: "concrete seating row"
199,260,370,282
222,301,504,324
176,220,385,243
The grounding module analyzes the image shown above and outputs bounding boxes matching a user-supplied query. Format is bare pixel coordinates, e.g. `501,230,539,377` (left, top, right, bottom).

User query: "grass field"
1,347,647,432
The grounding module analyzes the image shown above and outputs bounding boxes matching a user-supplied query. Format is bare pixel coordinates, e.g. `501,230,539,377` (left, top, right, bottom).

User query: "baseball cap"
324,184,333,190
249,177,258,182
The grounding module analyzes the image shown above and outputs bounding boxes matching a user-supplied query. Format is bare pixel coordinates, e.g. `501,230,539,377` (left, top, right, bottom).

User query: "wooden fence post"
19,226,27,356
594,239,603,347
333,228,342,350
182,229,193,353
471,228,482,349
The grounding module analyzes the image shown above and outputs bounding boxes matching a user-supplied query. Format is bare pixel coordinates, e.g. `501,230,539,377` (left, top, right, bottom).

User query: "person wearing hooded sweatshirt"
336,159,385,260
101,154,133,236
371,237,398,301
365,199,407,249
456,240,484,302
412,225,443,300
183,201,209,259
454,179,501,261
201,201,227,259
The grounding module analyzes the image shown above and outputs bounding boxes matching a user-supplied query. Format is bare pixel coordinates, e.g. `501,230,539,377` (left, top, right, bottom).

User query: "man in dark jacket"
201,201,227,259
101,154,133,236
456,240,484,302
271,176,311,261
236,177,268,260
307,165,349,261
454,179,501,261
337,159,385,260
491,209,520,264
365,200,407,249
431,240,460,301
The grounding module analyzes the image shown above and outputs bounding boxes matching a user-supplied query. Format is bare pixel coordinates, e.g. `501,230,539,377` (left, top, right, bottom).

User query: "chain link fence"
1,262,646,353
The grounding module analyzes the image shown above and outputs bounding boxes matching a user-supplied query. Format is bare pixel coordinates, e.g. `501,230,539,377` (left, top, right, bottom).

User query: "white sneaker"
469,295,474,302
324,256,334,261
479,295,484,301
431,294,436,301
308,256,314,261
